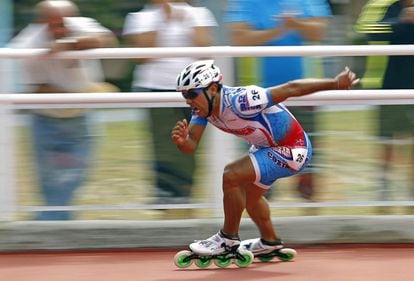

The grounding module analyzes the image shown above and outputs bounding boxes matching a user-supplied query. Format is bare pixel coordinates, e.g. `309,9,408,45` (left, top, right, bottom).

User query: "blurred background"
1,0,413,229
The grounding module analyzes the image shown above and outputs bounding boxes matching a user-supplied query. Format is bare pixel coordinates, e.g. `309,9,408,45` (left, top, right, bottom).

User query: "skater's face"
182,87,209,118
182,84,219,118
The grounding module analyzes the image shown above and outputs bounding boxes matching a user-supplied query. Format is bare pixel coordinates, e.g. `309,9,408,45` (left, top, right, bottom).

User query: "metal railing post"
0,102,16,221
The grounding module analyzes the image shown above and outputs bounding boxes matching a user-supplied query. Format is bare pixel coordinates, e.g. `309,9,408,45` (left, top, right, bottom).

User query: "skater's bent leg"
245,184,279,242
222,156,256,238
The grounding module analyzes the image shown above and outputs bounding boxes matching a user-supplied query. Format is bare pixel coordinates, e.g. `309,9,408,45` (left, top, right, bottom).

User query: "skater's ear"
209,83,220,96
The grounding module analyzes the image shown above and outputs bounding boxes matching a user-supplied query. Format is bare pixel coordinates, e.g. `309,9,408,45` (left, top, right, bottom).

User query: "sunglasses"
181,88,205,100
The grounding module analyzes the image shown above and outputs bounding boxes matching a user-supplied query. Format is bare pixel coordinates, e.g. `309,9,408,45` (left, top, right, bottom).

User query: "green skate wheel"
234,249,254,267
214,255,232,268
195,256,212,268
174,250,193,268
278,248,297,262
258,254,274,262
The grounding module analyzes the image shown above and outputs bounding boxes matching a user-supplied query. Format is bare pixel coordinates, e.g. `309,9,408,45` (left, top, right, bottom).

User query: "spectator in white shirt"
10,0,118,220
123,0,217,205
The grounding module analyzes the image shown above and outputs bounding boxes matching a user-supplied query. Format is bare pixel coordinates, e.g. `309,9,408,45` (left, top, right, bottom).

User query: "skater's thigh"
223,155,256,185
249,146,311,189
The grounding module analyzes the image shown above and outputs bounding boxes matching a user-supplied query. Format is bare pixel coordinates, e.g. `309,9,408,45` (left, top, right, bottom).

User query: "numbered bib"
286,147,308,171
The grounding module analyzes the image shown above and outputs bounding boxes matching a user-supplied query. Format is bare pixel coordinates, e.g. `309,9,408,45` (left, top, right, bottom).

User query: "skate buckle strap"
261,238,283,246
199,240,217,248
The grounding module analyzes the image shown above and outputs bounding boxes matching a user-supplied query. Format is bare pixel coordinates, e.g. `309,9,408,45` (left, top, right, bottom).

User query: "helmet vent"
192,69,202,79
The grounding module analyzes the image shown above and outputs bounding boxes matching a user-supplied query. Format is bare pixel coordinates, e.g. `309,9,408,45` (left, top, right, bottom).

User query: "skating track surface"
1,244,413,281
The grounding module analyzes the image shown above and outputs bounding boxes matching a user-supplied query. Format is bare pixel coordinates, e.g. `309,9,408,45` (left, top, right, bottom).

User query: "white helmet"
176,60,222,91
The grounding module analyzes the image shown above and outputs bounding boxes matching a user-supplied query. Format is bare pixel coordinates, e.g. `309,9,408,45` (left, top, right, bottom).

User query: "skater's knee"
222,165,241,188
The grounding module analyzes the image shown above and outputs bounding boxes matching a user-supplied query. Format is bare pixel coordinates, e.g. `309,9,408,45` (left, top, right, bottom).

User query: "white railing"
1,90,414,220
2,44,414,59
2,90,414,108
1,44,414,220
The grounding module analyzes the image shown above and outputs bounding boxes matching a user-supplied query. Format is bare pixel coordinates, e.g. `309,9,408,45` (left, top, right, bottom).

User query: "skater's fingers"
352,78,360,86
176,119,188,128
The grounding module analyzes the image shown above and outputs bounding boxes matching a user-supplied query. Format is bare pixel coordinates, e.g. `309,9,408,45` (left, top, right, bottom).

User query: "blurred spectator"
354,0,393,89
0,0,13,93
355,0,414,204
122,0,217,204
9,0,118,220
224,0,331,202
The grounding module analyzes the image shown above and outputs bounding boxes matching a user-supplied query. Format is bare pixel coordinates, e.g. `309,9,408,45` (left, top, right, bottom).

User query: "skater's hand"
335,67,359,90
171,118,189,146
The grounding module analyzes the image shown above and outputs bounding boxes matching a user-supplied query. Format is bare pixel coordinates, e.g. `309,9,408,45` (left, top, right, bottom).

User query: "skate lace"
199,240,218,248
197,232,239,252
198,234,224,250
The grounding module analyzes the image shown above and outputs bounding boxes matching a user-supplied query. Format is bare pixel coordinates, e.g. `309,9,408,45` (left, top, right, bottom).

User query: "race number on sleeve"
246,86,269,106
233,86,272,117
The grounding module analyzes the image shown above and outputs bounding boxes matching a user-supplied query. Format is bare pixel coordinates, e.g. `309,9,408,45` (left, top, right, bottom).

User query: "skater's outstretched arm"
268,67,359,104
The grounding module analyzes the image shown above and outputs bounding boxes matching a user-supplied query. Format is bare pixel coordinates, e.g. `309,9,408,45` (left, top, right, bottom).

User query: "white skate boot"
190,231,240,255
240,238,283,255
240,238,297,262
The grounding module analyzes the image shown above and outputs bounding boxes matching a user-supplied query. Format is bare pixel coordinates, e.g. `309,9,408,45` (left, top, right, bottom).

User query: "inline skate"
174,231,254,268
239,238,297,262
